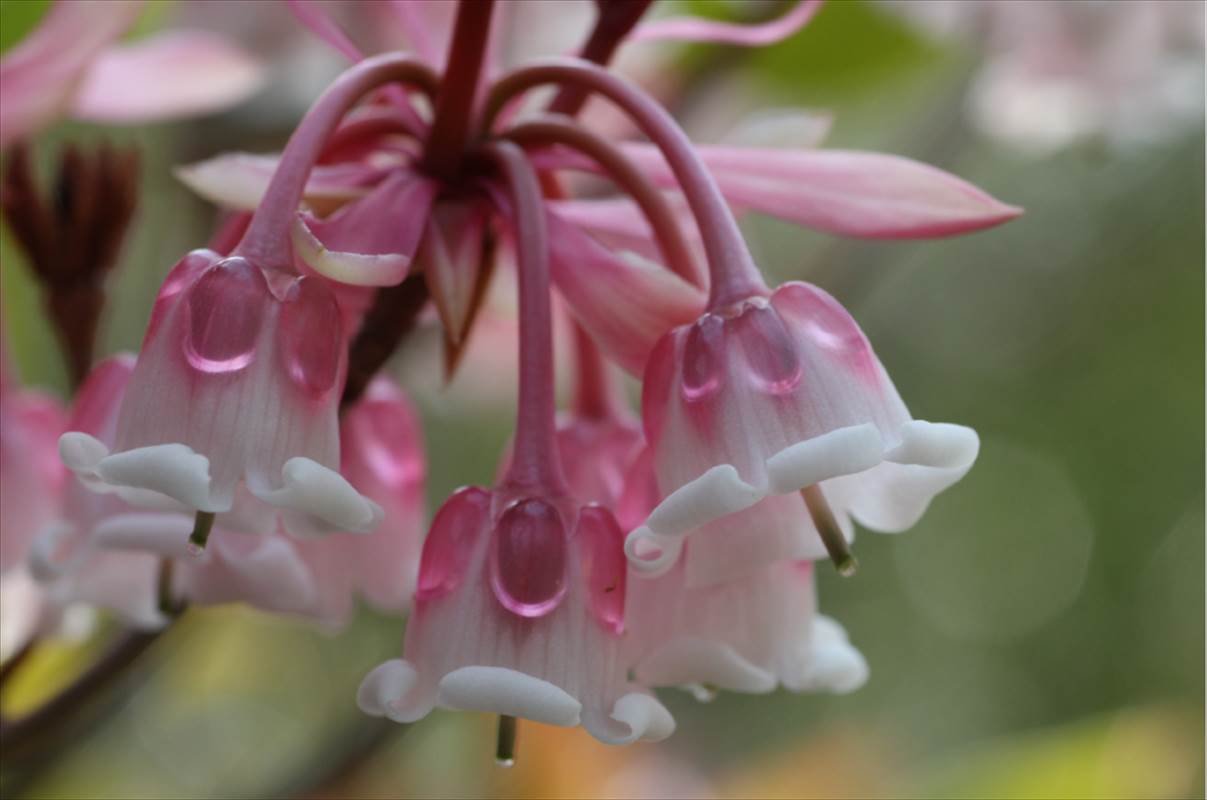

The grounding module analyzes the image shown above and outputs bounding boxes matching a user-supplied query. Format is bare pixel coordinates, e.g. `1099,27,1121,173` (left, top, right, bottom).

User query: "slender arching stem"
547,0,654,116
322,105,429,162
501,114,701,288
424,0,496,178
481,141,564,493
235,54,439,270
485,58,766,310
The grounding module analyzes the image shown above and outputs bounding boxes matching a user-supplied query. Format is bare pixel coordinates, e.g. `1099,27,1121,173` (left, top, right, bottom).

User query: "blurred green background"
1,1,1202,798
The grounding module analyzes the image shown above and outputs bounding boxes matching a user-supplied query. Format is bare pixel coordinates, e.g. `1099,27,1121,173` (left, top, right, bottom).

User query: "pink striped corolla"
57,250,382,540
35,359,424,629
357,484,673,746
627,281,980,586
626,558,867,697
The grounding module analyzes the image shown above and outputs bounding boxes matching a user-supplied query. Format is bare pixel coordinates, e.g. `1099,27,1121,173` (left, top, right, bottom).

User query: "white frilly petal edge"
251,457,383,537
357,659,424,722
634,638,778,694
438,666,582,727
357,662,672,745
626,421,978,572
587,692,676,745
92,513,197,559
785,615,869,695
61,433,220,512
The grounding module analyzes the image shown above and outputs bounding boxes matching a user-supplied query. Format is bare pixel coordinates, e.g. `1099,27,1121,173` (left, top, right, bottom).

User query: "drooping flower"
58,249,381,538
628,280,979,584
0,0,263,147
34,358,422,629
359,141,672,747
627,558,866,697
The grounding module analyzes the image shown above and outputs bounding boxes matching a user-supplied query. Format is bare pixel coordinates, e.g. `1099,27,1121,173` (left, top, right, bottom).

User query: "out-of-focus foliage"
0,1,1201,798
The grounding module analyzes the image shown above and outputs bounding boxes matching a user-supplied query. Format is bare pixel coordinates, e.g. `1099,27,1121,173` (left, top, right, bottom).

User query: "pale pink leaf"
175,153,392,212
72,30,263,123
613,144,1023,239
0,0,142,145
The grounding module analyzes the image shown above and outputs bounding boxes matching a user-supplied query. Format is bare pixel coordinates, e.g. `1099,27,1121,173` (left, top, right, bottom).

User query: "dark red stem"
423,0,496,179
547,0,654,116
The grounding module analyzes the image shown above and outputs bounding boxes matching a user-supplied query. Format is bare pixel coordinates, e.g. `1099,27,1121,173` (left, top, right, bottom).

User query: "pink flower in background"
628,559,866,696
58,250,381,538
0,0,264,147
0,341,66,573
628,280,979,583
887,0,1205,153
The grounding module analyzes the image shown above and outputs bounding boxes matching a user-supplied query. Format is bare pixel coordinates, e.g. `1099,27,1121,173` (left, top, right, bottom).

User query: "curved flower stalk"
627,559,866,696
359,142,672,748
0,0,263,147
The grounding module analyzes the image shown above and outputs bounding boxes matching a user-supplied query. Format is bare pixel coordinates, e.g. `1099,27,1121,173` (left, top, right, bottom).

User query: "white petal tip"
59,432,109,473
256,457,380,536
885,421,979,470
624,527,682,575
437,666,582,727
96,444,218,512
636,638,777,694
765,423,884,495
357,659,419,720
602,693,676,744
645,463,763,537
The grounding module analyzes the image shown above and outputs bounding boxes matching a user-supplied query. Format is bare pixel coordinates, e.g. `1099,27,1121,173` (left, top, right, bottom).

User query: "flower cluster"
1,0,1018,757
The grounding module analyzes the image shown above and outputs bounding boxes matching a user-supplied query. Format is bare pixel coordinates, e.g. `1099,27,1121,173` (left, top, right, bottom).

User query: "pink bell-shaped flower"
31,356,320,627
627,557,867,697
360,142,671,748
58,249,381,539
291,377,427,628
357,485,671,745
629,281,979,584
0,342,66,573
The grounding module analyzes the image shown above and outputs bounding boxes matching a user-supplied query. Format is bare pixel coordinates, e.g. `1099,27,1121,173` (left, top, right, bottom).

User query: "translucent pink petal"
546,209,705,376
176,153,392,213
619,143,1023,239
420,200,491,343
72,31,263,123
293,169,437,286
546,197,705,285
387,0,447,65
0,0,141,145
631,0,821,46
286,0,364,62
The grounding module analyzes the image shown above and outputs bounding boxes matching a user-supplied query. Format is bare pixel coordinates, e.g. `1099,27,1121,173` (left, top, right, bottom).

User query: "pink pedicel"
634,280,979,585
489,497,567,618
